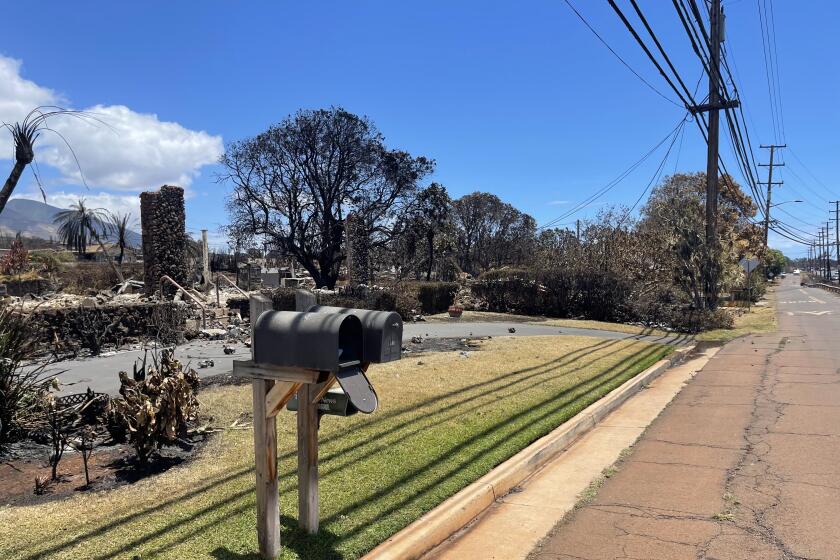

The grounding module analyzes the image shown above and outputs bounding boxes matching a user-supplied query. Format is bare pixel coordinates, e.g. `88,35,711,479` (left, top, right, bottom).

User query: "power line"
538,114,689,229
786,147,837,199
561,0,683,107
606,0,693,108
627,0,697,105
619,117,689,226
766,0,787,141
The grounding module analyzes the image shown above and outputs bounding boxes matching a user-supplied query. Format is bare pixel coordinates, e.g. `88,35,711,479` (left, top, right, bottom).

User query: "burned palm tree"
54,199,108,256
108,212,134,264
1,106,101,216
55,199,125,282
0,118,37,214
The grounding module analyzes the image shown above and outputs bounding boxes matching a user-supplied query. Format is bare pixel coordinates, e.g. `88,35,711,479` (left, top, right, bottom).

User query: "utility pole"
576,219,580,241
831,201,840,283
818,229,826,279
827,223,833,282
695,0,735,310
759,144,786,250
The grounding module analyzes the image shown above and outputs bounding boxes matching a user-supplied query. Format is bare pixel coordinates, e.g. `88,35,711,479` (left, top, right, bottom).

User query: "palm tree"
108,212,133,264
1,107,95,216
0,119,36,215
54,199,125,283
54,199,108,256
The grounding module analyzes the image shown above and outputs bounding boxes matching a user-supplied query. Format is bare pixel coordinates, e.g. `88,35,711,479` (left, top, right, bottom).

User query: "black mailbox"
253,311,364,372
308,306,403,363
252,310,378,413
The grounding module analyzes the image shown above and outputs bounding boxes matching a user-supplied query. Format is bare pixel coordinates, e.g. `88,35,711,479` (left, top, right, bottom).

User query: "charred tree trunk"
0,160,28,216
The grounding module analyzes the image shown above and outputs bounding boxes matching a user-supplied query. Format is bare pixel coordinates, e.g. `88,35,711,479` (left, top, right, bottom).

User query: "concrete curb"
814,283,840,295
363,344,695,560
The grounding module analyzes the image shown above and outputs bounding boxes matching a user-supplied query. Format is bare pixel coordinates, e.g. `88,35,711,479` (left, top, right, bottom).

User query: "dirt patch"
0,434,208,507
401,336,489,355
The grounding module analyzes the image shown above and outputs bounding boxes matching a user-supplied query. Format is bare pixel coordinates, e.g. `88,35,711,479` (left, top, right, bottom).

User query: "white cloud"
0,56,59,156
547,200,571,206
0,55,223,191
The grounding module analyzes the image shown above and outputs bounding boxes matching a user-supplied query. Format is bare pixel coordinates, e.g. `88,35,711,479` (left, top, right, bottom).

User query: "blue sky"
1,1,837,256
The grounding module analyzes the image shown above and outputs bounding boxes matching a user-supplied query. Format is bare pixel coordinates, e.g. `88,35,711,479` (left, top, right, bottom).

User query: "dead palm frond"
0,106,112,215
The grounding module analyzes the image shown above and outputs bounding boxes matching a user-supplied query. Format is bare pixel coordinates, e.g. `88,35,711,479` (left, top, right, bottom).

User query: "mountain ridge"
0,199,142,246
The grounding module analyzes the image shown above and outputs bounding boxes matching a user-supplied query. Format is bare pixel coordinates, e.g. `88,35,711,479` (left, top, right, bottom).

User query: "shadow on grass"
210,515,343,560
322,343,669,533
13,336,680,560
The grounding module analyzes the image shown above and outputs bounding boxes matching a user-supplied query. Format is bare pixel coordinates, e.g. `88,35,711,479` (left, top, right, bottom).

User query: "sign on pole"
739,257,760,275
739,257,761,309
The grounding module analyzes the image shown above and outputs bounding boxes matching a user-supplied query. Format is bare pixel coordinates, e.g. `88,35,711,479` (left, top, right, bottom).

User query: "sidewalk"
423,347,719,560
530,279,840,559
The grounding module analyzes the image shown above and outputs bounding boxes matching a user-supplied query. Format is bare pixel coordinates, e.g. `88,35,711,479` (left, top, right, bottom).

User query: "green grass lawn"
0,335,672,560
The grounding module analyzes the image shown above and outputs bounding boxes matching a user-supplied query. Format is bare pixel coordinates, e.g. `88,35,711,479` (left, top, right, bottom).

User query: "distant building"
82,243,138,263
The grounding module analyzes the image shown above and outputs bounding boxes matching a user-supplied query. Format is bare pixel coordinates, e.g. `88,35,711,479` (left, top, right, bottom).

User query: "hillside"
0,199,141,246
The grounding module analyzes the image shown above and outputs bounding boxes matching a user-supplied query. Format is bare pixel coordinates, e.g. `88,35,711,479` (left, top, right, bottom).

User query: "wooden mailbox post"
235,291,329,559
234,291,401,559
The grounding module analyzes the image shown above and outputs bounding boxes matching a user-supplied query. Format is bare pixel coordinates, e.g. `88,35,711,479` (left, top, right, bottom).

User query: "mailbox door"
335,365,378,413
253,311,363,372
308,306,403,363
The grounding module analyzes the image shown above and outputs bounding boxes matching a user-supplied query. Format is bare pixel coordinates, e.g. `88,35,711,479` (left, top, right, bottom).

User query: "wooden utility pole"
818,229,826,279
576,219,580,241
759,144,786,250
701,0,725,309
826,223,833,281
831,201,840,283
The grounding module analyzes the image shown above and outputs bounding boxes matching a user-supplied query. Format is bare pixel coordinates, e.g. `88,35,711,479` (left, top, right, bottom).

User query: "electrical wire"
561,0,683,107
538,114,689,230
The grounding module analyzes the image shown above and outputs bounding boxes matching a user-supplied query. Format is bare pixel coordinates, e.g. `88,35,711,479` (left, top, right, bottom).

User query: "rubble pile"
27,300,189,356
453,282,487,311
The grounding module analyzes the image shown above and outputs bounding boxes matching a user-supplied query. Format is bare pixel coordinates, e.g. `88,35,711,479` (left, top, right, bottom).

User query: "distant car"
780,273,787,278
793,269,801,275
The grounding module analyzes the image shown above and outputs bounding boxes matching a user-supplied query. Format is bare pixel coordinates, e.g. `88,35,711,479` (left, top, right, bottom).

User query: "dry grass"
696,302,777,342
425,310,672,337
529,318,672,337
697,284,778,342
0,335,672,560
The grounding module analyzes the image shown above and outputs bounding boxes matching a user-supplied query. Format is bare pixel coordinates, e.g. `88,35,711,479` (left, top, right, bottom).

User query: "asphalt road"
536,275,840,559
47,319,689,396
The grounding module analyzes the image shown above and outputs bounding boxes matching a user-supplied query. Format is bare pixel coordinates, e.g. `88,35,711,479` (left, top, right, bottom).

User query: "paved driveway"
47,319,689,396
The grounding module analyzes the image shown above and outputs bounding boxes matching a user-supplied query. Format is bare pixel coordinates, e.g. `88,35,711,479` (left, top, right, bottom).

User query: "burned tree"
1,107,97,216
220,108,433,288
